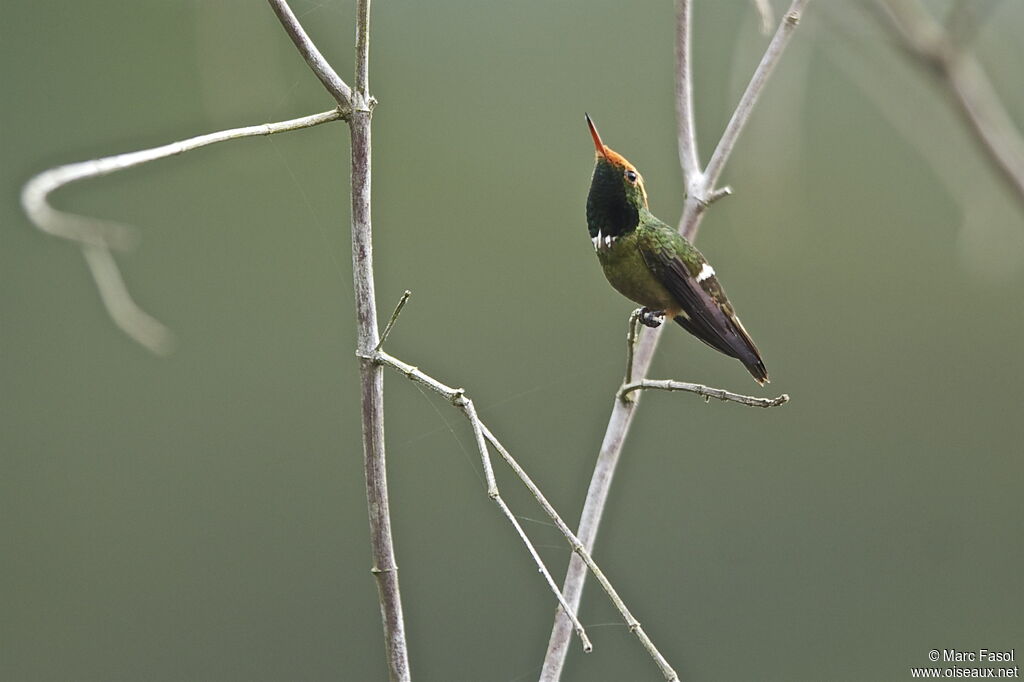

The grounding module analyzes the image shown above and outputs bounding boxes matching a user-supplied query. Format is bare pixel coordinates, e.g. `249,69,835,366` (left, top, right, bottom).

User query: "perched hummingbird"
584,114,769,385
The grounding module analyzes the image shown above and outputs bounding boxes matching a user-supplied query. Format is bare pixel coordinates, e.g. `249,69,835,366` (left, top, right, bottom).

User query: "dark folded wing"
638,241,768,383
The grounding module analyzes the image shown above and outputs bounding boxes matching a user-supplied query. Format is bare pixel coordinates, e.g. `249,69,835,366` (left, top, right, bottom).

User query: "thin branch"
370,348,675,679
332,0,410,678
623,309,643,387
478,423,677,681
876,0,1024,212
753,0,775,35
542,3,807,678
368,348,592,653
459,397,593,654
22,109,342,249
675,0,700,186
267,0,353,107
82,243,175,355
354,0,371,98
620,379,789,408
682,0,810,237
21,108,343,354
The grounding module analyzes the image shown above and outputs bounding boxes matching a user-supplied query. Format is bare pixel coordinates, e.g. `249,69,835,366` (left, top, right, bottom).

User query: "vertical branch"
354,0,371,97
344,1,410,679
675,0,701,187
540,2,808,678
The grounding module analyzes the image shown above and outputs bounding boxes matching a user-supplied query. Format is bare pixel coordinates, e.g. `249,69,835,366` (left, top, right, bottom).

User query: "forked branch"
365,309,679,677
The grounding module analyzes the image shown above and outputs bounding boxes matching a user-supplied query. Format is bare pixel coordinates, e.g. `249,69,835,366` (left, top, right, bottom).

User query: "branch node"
355,350,380,364
371,564,398,575
351,91,376,115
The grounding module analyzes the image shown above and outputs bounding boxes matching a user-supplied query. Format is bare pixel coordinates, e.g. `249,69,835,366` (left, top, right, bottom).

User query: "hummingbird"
584,114,769,385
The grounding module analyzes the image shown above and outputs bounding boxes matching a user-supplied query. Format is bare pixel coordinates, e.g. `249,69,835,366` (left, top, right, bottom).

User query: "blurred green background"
3,1,1022,680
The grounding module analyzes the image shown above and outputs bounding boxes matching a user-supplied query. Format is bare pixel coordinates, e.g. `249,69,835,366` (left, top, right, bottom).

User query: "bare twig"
620,379,789,407
369,347,674,678
876,0,1024,211
267,0,353,108
478,423,676,680
461,394,592,654
541,2,807,678
21,108,341,249
376,290,411,352
681,0,810,236
753,0,775,35
675,0,700,187
21,108,343,354
623,309,643,388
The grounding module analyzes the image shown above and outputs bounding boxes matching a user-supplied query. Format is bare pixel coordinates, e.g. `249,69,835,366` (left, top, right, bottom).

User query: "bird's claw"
638,308,666,328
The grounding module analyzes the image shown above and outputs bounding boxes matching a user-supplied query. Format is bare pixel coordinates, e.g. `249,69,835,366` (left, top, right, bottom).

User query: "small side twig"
620,379,789,408
376,289,411,352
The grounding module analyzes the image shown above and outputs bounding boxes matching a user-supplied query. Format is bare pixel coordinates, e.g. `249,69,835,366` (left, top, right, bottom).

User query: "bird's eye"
625,170,638,183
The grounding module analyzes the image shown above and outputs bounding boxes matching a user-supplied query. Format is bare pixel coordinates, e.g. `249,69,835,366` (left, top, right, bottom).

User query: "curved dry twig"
267,0,353,107
21,109,343,354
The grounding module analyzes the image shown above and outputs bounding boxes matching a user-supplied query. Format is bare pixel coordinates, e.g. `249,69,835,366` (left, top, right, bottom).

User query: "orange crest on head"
585,113,649,207
586,113,639,171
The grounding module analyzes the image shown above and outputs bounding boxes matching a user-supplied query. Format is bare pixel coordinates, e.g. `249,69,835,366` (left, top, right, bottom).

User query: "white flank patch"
696,262,715,282
604,235,613,248
592,230,602,250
